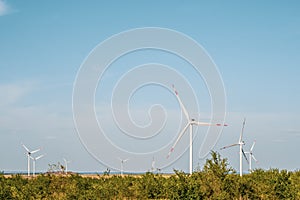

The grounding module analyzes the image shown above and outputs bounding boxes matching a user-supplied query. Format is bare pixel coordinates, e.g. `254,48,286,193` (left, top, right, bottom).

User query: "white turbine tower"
30,154,44,176
245,140,258,172
221,118,248,176
22,144,40,176
118,158,129,176
63,158,71,174
167,85,228,174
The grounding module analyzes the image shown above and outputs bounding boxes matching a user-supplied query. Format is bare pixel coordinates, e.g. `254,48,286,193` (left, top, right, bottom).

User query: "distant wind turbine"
151,157,156,172
118,158,129,176
22,143,40,176
220,118,248,176
63,158,71,174
167,84,228,174
245,140,258,172
30,154,44,176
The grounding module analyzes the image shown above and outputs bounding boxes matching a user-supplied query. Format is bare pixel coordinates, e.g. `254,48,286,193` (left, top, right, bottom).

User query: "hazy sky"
0,1,300,173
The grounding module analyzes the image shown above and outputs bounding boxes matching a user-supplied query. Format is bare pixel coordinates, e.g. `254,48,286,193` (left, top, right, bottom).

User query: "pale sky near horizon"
1,1,300,173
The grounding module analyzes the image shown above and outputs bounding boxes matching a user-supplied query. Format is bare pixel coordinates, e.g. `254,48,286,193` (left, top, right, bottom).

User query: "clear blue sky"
0,1,300,173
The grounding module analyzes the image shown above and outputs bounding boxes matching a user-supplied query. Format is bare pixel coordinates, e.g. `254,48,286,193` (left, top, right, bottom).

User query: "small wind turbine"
151,157,156,172
63,158,71,174
167,85,228,174
30,154,44,176
22,144,40,176
220,118,248,176
118,158,129,176
245,140,258,172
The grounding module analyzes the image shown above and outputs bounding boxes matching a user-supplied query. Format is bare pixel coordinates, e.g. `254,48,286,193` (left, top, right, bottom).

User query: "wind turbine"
63,158,71,174
245,140,258,172
220,118,248,176
30,154,44,176
22,144,40,176
118,158,129,176
167,85,228,174
151,157,156,172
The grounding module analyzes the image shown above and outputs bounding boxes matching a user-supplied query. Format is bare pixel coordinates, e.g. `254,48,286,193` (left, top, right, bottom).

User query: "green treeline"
1,152,300,199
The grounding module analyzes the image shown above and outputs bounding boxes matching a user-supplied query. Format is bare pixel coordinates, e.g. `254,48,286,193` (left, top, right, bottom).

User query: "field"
1,152,300,199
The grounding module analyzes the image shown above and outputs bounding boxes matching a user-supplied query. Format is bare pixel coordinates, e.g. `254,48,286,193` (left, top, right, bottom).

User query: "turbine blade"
172,84,189,120
167,123,190,158
220,143,239,150
218,123,228,126
250,140,256,152
29,155,34,160
239,118,246,143
195,122,228,126
63,158,71,163
151,157,156,169
31,149,40,154
118,157,129,162
242,149,248,163
22,144,30,152
252,155,258,162
36,155,44,160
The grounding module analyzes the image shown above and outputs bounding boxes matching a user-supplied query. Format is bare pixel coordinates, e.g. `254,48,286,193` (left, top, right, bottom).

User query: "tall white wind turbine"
30,154,44,176
63,158,71,174
118,158,129,176
220,118,248,176
245,140,258,172
22,144,40,176
167,85,228,174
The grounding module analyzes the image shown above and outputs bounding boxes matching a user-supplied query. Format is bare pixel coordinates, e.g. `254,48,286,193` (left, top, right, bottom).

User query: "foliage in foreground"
1,151,300,199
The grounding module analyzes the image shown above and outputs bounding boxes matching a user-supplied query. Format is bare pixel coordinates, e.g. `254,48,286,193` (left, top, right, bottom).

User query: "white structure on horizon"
22,143,40,176
221,118,248,177
63,158,71,174
118,158,129,176
30,154,44,176
245,140,258,172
